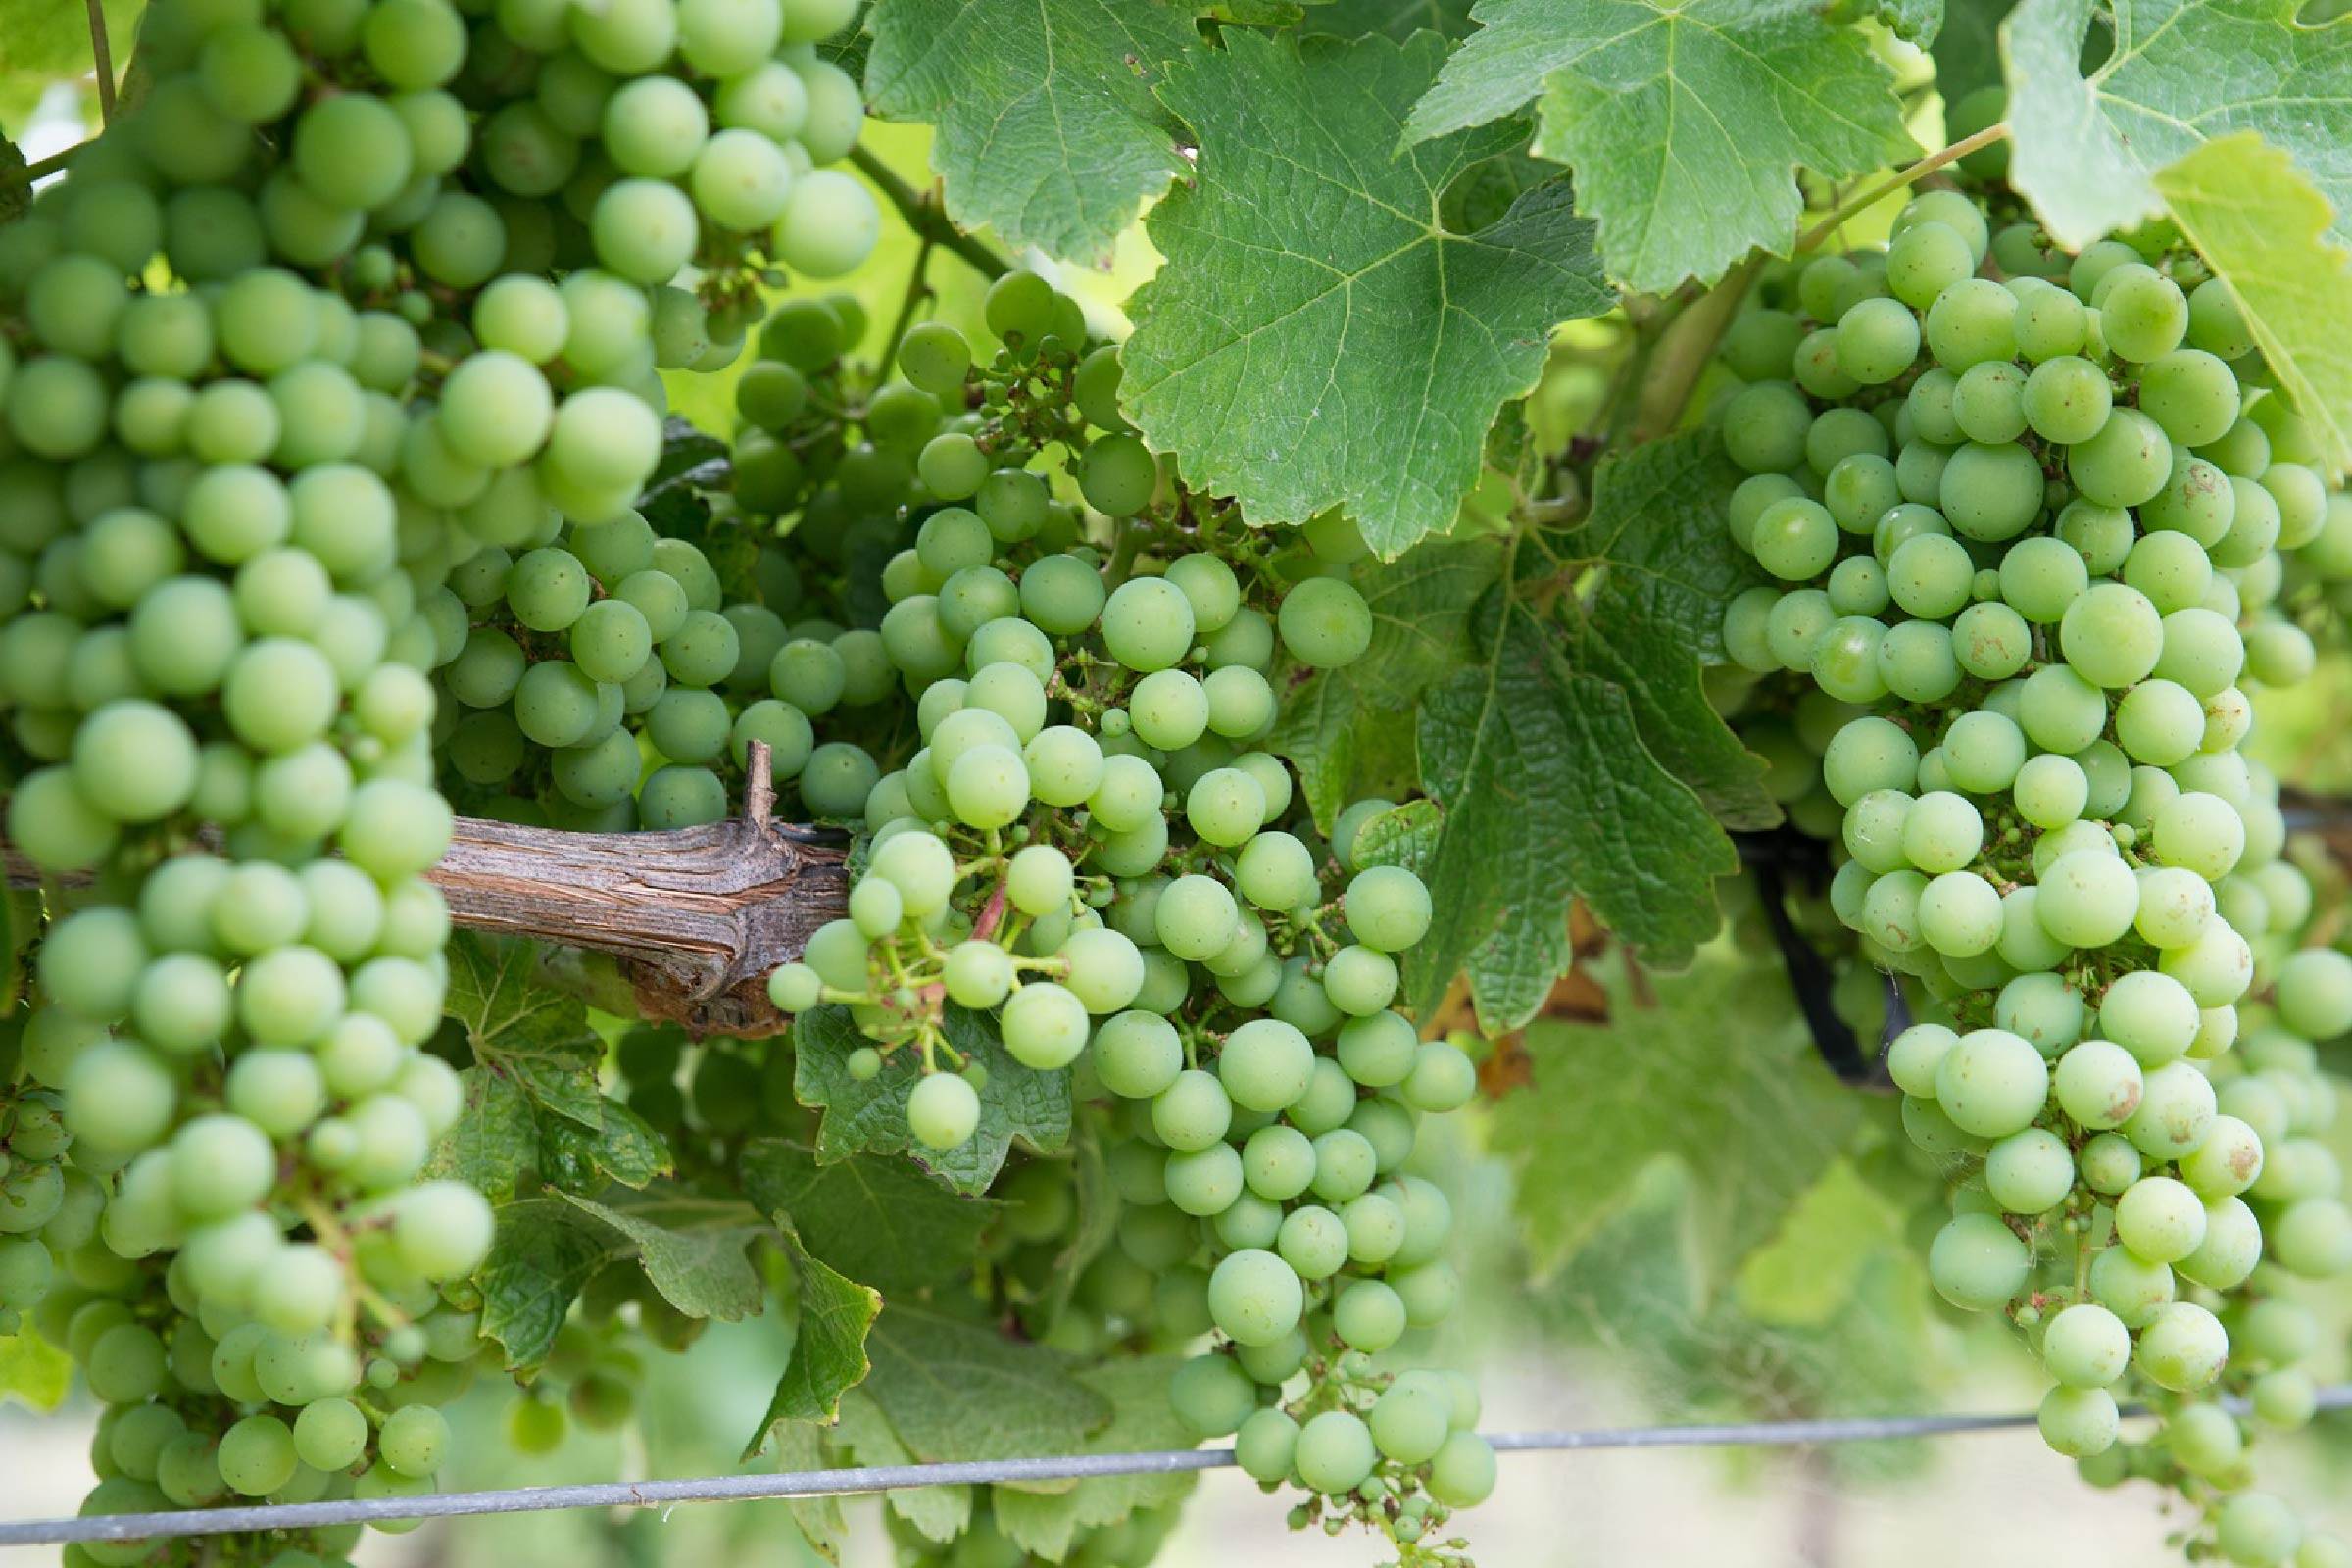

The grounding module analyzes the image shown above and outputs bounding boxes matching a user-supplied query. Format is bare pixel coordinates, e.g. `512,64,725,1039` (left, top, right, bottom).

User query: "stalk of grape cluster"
1712,125,2352,1566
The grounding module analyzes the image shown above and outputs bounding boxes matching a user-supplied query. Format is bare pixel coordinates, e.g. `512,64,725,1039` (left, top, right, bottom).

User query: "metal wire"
8,1387,2347,1547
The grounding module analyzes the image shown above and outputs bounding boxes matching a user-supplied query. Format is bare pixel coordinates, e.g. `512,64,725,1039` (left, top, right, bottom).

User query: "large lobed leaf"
741,1228,883,1458
2002,0,2352,254
1400,0,1917,292
2154,132,2352,477
1121,29,1611,561
858,1303,1112,1462
1346,434,1762,1033
740,1137,998,1295
862,0,1196,262
989,1357,1198,1558
1490,951,1860,1286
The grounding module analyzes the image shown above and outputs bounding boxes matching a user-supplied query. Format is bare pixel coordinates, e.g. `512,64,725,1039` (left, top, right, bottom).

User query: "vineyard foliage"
0,0,2350,1564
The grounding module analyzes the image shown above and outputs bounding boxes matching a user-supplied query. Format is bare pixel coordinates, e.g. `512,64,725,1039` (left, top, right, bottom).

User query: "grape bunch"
729,271,1491,1559
1712,154,2352,1561
0,0,879,1548
432,293,914,832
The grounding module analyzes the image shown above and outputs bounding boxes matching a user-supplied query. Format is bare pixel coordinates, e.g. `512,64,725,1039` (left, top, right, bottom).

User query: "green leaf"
862,0,1196,262
743,1227,881,1459
1401,0,1916,292
1300,0,1479,40
476,1189,766,1368
1735,1158,1906,1327
794,1004,1072,1196
833,1392,972,1544
1863,0,1943,44
1033,1124,1118,1332
2152,132,2352,477
2002,0,2352,254
1365,556,1742,1033
0,1325,72,1410
538,1096,671,1193
558,1192,766,1321
769,1421,851,1561
0,0,139,104
740,1137,997,1294
1931,0,2010,99
989,1357,1198,1559
1267,537,1502,831
444,933,606,1130
1490,950,1860,1285
427,1067,540,1202
858,1303,1112,1461
475,1198,613,1367
1554,430,1779,831
1121,30,1612,560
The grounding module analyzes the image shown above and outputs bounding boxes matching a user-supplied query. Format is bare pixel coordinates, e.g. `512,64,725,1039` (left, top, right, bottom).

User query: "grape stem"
0,141,87,192
1625,257,1761,444
879,236,937,381
848,145,1012,282
85,0,114,123
1794,122,2010,254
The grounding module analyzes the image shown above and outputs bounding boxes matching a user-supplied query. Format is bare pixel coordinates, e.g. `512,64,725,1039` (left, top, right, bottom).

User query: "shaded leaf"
1554,430,1778,829
1267,537,1502,831
1490,950,1859,1286
2152,131,2352,475
770,1420,851,1560
834,1391,972,1543
1369,576,1740,1033
795,1003,1072,1195
743,1227,881,1458
444,933,605,1129
558,1191,766,1321
1735,1158,1907,1327
1402,0,1916,291
863,0,1195,261
1122,30,1611,560
990,1356,1198,1557
2002,0,2352,253
741,1136,996,1294
859,1302,1112,1461
1931,0,2011,98
0,1324,72,1411
475,1198,613,1367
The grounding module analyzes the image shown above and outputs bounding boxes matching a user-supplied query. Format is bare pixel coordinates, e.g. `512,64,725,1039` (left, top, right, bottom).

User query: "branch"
3,760,850,1038
2,142,87,193
1627,259,1760,443
849,144,1011,281
1795,122,2010,254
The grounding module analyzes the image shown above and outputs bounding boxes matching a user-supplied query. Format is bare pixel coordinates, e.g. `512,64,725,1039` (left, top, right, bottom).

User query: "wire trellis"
7,1387,2346,1546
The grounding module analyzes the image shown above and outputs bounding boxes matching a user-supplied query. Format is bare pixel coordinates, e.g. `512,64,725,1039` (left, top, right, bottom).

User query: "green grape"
906,1073,980,1150
1927,1212,2030,1310
1079,434,1157,516
1205,1248,1302,1347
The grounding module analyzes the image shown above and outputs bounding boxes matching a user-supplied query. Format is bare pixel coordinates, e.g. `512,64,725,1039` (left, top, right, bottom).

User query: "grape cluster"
1712,159,2352,1561
432,293,915,831
0,0,878,1549
738,272,1491,1558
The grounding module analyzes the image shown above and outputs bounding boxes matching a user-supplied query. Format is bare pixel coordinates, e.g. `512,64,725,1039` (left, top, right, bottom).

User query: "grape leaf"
1931,0,2011,98
770,1421,851,1561
0,0,139,101
1120,29,1611,561
1490,950,1859,1284
1268,537,1501,831
475,1199,613,1366
989,1357,1198,1557
833,1392,972,1543
1034,1123,1118,1330
740,1137,997,1294
862,0,1196,262
794,1003,1071,1196
1552,430,1778,830
476,1190,767,1367
858,1302,1112,1461
2002,0,2352,253
1359,545,1743,1033
1734,1158,1907,1327
0,1323,71,1411
1300,0,1480,39
742,1228,882,1459
2153,132,2352,476
1400,0,1916,292
443,933,605,1130
434,934,671,1200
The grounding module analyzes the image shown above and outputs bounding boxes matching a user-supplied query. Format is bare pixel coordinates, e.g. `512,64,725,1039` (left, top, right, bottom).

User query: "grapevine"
0,3,2349,1567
